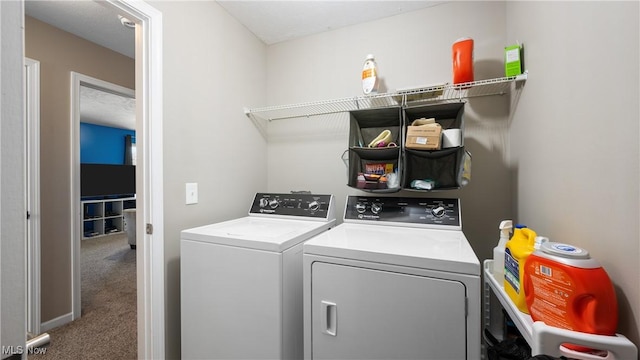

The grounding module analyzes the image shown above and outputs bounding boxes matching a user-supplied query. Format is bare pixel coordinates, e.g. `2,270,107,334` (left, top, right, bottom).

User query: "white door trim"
25,57,41,337
70,71,135,319
69,1,165,358
104,2,165,358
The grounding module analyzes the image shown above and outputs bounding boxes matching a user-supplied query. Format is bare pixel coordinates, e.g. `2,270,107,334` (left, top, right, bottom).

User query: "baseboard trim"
40,312,73,332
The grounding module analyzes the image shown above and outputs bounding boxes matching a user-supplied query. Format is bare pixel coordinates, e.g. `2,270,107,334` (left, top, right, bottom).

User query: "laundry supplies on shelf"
493,220,513,285
505,43,524,77
347,107,402,192
346,102,470,192
504,224,537,314
524,242,618,352
362,54,379,95
483,259,637,359
452,38,474,85
402,102,469,191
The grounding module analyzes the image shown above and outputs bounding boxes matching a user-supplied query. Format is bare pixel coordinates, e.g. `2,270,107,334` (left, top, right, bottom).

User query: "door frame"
25,57,41,338
70,72,135,315
1,2,27,355
76,1,164,358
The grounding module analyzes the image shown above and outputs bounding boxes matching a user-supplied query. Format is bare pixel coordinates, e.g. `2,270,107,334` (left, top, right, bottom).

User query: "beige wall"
506,1,640,347
146,1,268,358
265,1,511,270
263,0,639,350
24,16,135,323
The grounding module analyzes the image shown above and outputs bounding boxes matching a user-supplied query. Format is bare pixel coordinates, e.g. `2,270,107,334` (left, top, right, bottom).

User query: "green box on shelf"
504,44,523,77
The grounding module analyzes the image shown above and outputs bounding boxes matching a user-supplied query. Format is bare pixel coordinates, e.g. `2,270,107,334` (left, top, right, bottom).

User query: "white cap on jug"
534,236,549,250
539,242,602,268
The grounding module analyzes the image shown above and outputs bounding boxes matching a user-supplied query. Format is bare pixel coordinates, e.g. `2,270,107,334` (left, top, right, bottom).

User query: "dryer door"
311,262,467,359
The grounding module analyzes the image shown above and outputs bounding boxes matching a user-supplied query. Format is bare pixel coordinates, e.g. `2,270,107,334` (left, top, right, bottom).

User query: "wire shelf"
245,72,527,123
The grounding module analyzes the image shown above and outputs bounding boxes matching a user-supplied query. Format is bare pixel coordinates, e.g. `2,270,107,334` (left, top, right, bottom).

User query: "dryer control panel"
344,196,461,229
249,193,334,220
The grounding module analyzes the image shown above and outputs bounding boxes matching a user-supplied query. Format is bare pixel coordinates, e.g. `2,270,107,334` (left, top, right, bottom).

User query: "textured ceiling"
25,1,445,53
80,86,136,130
216,1,444,45
25,0,135,58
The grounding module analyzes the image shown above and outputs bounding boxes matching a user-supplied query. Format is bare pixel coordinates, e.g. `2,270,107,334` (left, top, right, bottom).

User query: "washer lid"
304,223,480,275
181,216,336,252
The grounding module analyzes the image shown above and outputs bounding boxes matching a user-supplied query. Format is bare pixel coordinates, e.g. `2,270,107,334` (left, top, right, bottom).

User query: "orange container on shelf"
452,38,474,85
504,224,537,314
523,242,618,352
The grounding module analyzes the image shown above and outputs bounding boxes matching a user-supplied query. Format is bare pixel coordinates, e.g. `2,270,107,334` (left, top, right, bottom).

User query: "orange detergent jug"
504,224,537,313
452,38,474,85
524,242,617,352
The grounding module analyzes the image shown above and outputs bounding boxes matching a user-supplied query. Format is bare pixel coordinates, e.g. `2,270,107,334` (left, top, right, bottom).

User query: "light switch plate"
186,183,198,205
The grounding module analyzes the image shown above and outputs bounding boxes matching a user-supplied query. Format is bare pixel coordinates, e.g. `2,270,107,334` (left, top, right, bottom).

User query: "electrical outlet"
186,183,198,205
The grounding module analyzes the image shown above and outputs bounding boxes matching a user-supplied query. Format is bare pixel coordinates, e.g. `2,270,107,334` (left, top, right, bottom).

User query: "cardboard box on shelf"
405,123,442,150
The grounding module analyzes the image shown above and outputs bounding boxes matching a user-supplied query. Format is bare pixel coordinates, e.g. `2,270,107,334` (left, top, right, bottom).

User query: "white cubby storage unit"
483,260,637,359
82,197,136,239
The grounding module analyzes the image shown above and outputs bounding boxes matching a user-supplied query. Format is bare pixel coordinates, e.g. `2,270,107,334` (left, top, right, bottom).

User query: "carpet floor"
30,234,137,359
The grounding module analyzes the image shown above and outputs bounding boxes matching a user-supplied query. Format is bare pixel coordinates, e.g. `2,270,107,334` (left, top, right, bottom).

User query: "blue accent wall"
80,122,135,164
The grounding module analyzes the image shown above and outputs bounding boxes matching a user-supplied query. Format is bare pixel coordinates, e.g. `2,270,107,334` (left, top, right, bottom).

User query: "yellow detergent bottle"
504,224,537,313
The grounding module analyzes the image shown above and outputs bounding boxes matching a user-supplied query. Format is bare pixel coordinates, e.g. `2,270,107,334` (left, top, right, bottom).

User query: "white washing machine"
181,193,336,360
303,195,480,360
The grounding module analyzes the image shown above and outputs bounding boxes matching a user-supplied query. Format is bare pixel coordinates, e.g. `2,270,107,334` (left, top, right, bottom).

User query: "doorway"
76,2,165,357
23,0,165,358
89,2,165,357
71,72,136,321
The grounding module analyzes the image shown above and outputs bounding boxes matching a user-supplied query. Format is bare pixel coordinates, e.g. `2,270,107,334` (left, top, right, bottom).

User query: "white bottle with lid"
362,54,379,95
493,220,513,284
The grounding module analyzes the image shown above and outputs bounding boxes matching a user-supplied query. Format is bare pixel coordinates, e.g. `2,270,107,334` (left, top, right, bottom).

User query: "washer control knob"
431,205,446,218
308,201,320,211
269,199,279,209
371,202,382,214
259,198,269,208
355,203,366,213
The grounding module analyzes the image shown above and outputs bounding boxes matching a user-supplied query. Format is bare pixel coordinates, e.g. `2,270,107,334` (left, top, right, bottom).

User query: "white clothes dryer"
181,193,335,360
303,195,480,360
